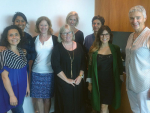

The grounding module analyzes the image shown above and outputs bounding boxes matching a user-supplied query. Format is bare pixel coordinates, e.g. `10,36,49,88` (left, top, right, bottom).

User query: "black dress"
97,54,115,105
75,30,84,45
51,43,85,113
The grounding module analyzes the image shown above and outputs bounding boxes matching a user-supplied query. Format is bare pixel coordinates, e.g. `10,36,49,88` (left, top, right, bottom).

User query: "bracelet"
79,74,84,78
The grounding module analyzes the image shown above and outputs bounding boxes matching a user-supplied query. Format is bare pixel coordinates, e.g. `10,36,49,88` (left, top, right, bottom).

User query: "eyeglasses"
61,31,72,36
100,33,109,37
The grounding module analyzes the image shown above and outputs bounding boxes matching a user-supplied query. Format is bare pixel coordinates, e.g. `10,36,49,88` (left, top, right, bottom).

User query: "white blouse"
126,27,150,93
32,35,53,73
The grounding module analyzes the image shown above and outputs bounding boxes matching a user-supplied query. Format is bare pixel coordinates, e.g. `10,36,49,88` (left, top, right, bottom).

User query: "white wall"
0,0,95,113
0,0,95,38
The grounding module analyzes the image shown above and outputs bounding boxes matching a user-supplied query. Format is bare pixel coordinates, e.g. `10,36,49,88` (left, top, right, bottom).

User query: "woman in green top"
87,25,123,113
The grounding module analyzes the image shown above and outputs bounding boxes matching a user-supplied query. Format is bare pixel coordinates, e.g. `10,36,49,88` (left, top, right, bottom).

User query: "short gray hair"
58,24,75,43
129,5,147,18
66,11,79,26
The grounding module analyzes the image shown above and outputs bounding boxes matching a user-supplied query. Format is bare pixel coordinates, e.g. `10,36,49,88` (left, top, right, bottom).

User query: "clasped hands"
67,75,82,86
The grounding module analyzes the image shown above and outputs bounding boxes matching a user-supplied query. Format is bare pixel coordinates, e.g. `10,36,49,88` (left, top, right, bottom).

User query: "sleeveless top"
126,27,150,93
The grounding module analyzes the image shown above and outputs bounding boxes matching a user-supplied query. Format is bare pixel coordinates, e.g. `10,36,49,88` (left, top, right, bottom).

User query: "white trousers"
127,89,150,113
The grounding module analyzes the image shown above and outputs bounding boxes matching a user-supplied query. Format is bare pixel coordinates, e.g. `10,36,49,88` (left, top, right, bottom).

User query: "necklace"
63,42,74,78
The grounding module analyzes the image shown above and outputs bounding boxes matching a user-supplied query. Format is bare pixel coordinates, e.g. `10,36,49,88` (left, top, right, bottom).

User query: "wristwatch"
79,74,84,78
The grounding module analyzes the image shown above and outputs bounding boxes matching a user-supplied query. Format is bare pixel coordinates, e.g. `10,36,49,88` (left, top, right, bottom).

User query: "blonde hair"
66,11,79,26
35,16,53,35
58,24,75,43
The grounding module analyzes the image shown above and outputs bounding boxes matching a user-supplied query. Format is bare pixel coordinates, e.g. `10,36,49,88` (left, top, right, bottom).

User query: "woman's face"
7,29,20,47
100,30,110,44
67,15,77,27
92,19,102,33
129,11,146,32
61,28,73,43
14,16,26,31
39,20,49,34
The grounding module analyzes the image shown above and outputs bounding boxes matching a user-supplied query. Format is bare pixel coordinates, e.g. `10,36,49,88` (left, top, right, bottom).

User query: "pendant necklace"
63,42,74,78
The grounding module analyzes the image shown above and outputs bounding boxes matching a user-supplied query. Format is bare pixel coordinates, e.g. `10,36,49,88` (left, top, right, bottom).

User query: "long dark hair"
12,12,28,24
89,25,113,64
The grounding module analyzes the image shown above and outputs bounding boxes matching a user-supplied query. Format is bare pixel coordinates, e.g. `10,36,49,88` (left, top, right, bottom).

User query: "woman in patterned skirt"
30,16,58,113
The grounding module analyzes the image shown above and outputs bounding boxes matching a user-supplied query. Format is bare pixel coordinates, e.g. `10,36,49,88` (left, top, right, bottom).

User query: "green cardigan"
88,43,123,111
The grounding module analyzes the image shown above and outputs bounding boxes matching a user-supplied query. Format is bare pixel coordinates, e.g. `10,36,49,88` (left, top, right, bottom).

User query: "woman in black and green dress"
87,25,123,113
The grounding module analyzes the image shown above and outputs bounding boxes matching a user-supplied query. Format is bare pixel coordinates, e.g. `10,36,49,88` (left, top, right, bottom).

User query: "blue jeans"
11,103,24,113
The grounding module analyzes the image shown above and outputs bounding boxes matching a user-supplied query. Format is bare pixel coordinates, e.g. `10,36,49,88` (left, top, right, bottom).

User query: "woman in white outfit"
126,5,150,113
30,16,58,113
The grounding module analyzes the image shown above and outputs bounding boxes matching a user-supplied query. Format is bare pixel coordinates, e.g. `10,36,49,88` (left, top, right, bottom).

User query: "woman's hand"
23,49,27,56
26,72,30,97
75,75,82,85
66,78,75,87
148,89,150,99
1,70,18,106
120,75,124,82
26,85,30,97
88,83,92,92
0,46,6,52
10,95,18,106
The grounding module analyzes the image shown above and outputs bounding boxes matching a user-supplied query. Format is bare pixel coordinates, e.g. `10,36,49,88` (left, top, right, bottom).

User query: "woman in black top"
66,11,84,45
51,24,85,113
0,12,35,72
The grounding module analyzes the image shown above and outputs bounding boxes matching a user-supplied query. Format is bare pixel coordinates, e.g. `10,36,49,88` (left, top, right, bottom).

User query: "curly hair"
89,25,113,65
92,15,105,25
1,25,26,48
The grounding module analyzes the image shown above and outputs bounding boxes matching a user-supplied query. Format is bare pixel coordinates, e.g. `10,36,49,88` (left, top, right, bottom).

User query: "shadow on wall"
28,16,64,37
28,20,38,37
6,15,13,26
0,16,13,39
54,15,65,37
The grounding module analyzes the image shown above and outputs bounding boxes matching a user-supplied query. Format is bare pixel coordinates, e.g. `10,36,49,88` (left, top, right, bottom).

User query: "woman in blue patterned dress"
0,25,30,113
30,16,58,113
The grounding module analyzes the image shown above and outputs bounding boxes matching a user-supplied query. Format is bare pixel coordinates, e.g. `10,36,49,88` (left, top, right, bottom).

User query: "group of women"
0,5,149,113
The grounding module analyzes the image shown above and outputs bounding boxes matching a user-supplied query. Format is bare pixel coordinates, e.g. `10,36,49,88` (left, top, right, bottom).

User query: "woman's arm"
116,46,124,82
88,83,92,92
23,34,36,61
75,44,86,85
51,45,75,86
0,46,7,52
57,71,75,86
26,37,37,60
87,65,92,92
75,70,84,85
117,47,123,75
87,62,93,92
1,70,18,106
26,72,30,97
